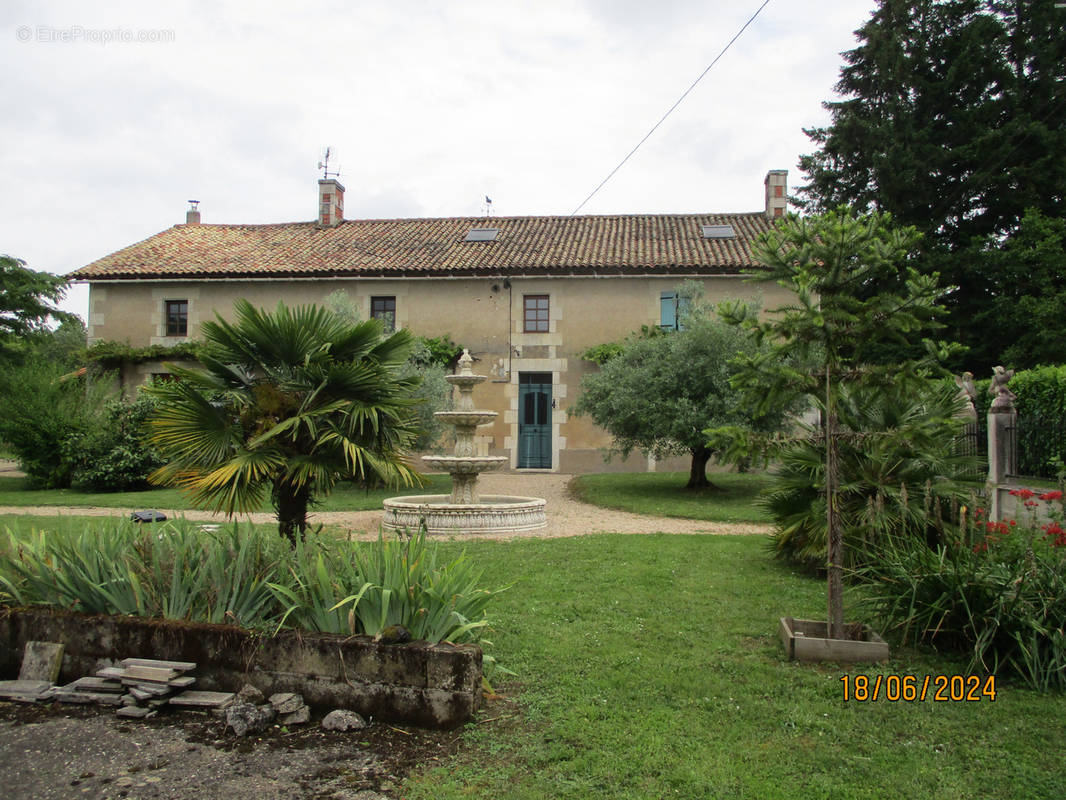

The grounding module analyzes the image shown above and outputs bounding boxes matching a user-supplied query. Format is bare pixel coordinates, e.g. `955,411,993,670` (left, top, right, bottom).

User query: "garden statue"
954,371,978,420
989,366,1016,413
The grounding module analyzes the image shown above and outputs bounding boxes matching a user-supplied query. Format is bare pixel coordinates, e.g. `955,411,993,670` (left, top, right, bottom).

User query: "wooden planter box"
779,616,889,663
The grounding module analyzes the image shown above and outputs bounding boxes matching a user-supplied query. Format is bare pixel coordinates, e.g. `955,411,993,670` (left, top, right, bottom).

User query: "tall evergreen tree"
797,1,1066,372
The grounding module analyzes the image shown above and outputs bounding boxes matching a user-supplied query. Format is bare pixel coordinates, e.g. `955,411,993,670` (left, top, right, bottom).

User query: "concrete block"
18,641,64,682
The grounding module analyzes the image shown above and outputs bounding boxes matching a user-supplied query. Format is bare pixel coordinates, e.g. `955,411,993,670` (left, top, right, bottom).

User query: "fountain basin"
433,411,498,427
421,455,507,474
382,494,547,535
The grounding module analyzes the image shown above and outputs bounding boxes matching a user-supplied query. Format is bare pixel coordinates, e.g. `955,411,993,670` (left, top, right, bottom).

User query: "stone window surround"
150,287,200,345
505,291,566,470
164,299,189,337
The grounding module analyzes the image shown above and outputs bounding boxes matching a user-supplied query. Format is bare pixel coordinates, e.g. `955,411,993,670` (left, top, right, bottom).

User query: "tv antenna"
482,195,494,217
318,147,340,180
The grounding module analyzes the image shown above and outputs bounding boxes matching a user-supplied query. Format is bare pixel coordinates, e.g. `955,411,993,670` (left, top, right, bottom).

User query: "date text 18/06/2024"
841,674,997,703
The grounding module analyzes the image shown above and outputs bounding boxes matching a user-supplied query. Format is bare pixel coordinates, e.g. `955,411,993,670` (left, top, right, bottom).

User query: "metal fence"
956,419,987,478
1006,414,1066,479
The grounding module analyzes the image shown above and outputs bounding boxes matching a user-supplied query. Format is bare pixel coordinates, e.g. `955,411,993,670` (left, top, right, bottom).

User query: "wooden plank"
168,690,235,709
168,676,196,688
122,665,177,683
778,617,795,660
18,642,64,682
96,667,126,680
784,617,890,664
121,657,197,673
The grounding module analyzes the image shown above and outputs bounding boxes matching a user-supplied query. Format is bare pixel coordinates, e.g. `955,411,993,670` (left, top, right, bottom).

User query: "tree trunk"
825,366,845,640
685,445,719,489
276,481,311,546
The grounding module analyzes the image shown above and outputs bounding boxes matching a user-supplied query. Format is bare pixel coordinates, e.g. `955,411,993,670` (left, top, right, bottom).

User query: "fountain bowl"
433,411,498,428
382,494,547,535
420,455,507,474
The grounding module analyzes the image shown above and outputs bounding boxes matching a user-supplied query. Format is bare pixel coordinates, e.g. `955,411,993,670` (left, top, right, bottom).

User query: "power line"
569,0,773,216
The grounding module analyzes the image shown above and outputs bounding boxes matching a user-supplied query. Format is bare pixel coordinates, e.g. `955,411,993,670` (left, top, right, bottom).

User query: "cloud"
0,0,877,321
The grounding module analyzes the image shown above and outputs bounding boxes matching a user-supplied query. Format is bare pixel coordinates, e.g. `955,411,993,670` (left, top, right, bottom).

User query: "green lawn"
0,473,453,512
0,510,1060,797
405,534,1066,799
571,471,774,523
0,513,287,538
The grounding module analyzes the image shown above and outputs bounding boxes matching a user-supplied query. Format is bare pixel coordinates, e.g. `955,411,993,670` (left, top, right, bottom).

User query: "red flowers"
1043,523,1066,547
976,487,1066,550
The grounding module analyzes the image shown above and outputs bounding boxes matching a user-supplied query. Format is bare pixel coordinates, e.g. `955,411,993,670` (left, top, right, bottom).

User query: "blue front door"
518,373,552,469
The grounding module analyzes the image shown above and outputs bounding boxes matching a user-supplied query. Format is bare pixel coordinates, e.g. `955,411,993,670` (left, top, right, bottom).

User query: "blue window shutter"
660,292,677,329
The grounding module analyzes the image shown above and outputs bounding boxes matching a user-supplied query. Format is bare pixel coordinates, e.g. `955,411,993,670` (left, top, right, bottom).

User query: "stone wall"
0,608,481,729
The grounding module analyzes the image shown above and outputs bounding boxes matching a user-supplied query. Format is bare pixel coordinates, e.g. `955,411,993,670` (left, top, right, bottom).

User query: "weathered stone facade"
74,172,794,473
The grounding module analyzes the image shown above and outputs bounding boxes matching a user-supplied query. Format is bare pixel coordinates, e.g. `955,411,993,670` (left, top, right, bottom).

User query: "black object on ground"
130,510,167,523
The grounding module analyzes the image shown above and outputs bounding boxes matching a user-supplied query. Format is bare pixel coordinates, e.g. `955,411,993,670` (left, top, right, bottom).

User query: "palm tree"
145,299,422,544
766,380,982,570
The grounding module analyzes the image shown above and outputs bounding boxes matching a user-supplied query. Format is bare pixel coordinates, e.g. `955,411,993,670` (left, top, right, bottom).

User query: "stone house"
72,170,791,473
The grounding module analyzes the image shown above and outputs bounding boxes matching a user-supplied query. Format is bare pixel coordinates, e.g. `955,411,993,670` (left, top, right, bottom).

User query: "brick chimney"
186,200,201,225
318,179,345,227
764,170,787,220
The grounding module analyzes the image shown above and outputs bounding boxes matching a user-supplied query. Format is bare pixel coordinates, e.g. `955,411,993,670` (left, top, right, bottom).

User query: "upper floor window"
660,291,690,331
165,299,188,336
524,295,549,333
371,296,396,332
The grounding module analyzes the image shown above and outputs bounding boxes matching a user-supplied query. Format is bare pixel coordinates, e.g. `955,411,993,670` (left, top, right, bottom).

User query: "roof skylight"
701,224,736,239
464,228,499,242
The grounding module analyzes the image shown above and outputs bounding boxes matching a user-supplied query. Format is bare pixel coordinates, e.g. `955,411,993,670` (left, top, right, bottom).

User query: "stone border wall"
0,608,481,729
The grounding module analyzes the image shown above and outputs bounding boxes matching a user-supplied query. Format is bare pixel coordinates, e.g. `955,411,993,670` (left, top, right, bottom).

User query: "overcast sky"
1,0,879,323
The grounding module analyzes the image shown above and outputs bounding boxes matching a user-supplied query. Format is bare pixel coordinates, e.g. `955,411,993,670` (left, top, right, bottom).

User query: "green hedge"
1012,366,1066,478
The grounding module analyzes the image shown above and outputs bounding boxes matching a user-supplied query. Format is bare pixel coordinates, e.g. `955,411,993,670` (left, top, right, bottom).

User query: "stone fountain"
382,349,547,535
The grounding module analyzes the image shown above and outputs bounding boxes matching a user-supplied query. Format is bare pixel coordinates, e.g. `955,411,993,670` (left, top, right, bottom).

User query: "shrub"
0,361,106,488
766,380,981,569
1,521,287,625
268,528,501,643
1009,365,1066,478
68,394,164,491
0,520,502,648
398,340,452,452
857,490,1066,691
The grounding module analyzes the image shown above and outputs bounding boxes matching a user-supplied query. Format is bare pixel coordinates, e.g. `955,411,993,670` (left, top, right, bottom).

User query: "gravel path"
0,471,769,540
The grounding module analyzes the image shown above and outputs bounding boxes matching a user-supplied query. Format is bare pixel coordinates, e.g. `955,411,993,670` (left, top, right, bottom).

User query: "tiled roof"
72,212,774,280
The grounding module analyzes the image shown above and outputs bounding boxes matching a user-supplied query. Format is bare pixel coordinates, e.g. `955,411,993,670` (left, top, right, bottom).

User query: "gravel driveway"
0,471,768,540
